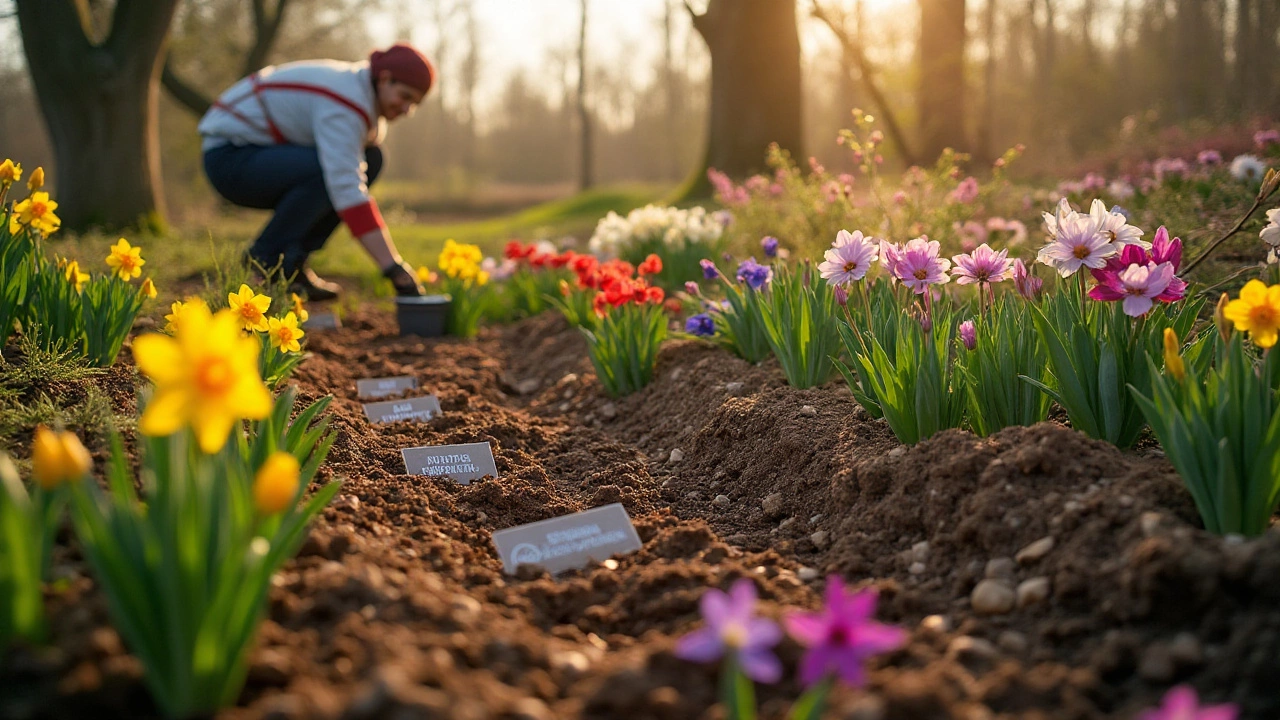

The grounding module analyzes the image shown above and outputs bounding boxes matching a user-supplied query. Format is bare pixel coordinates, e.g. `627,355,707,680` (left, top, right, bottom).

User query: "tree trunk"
578,0,593,191
918,0,967,160
679,0,803,198
16,0,179,233
978,0,997,161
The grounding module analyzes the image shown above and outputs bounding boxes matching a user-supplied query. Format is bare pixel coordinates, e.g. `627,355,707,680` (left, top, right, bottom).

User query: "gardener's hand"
383,260,424,296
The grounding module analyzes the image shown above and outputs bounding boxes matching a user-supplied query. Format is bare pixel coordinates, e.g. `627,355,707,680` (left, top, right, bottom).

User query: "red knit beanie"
369,44,435,95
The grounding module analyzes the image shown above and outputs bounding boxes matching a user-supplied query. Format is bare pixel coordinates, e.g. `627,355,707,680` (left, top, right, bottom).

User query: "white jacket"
198,59,389,235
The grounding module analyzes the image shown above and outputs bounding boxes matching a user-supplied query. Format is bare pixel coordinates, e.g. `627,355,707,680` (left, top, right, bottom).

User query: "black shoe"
289,267,341,302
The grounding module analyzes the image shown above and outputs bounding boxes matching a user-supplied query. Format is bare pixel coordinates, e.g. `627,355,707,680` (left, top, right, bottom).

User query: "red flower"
663,298,682,314
638,254,663,276
571,254,598,275
592,292,609,316
550,251,575,269
530,252,550,268
503,240,525,260
646,286,665,304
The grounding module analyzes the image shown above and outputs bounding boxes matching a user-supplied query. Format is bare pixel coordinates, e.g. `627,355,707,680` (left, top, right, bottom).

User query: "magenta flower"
891,237,951,294
1090,227,1186,304
1088,262,1175,316
819,230,879,286
952,243,1013,286
675,579,783,683
959,320,976,350
784,578,906,687
834,284,849,307
1197,149,1223,166
684,281,701,296
1012,259,1042,300
1254,129,1280,149
1137,686,1238,720
949,176,980,204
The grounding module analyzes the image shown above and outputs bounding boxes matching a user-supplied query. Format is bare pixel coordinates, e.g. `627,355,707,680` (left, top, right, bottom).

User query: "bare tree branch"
161,59,213,115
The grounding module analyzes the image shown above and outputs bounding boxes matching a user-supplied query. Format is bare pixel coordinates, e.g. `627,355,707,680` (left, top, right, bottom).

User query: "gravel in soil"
2,310,1278,719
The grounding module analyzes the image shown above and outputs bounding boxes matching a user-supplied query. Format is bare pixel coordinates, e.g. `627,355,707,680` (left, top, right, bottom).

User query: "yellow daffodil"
475,270,490,286
164,297,208,335
290,292,309,323
228,284,271,333
140,277,157,299
104,238,144,280
437,239,485,281
10,192,60,235
267,312,305,353
27,166,43,192
416,266,438,285
133,305,272,454
0,159,21,185
31,425,91,490
64,259,89,293
1224,279,1280,349
1162,328,1185,382
253,451,300,515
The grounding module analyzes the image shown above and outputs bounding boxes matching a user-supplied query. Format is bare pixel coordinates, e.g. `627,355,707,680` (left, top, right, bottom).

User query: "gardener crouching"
199,43,433,300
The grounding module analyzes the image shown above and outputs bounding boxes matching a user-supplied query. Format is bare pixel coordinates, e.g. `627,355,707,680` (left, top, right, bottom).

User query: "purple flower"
761,236,779,258
1137,685,1238,720
952,243,1013,285
784,578,906,687
700,259,719,280
736,258,773,291
675,579,783,683
684,313,716,337
833,284,849,307
949,176,980,204
959,320,977,350
684,281,701,296
1012,259,1042,300
819,230,879,286
1197,149,1223,166
1088,262,1175,316
1254,129,1280,149
892,237,951,294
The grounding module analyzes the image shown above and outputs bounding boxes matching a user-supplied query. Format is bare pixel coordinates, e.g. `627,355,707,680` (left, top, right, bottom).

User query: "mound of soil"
2,309,1277,719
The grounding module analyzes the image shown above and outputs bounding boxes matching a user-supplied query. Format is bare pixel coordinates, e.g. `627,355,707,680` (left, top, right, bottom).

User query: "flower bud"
253,451,300,515
959,320,977,350
833,284,849,307
1214,292,1232,342
27,166,44,192
1163,328,1186,382
684,281,701,297
31,426,91,490
1261,167,1280,202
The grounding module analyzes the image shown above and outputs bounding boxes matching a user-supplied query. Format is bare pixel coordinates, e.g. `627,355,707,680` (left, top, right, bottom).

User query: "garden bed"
2,308,1278,719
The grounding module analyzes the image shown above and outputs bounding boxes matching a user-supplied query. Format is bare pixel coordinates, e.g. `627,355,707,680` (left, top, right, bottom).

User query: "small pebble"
725,381,745,396
888,446,906,458
911,541,930,562
1138,644,1176,682
1016,577,1051,608
810,530,830,549
1140,512,1163,537
797,567,819,581
1016,536,1056,564
1169,632,1204,666
997,630,1028,654
669,448,684,463
713,494,730,508
920,614,951,635
762,493,784,517
985,557,1017,580
799,405,817,417
600,403,618,419
778,517,796,531
908,562,926,575
971,579,1016,615
946,635,1000,663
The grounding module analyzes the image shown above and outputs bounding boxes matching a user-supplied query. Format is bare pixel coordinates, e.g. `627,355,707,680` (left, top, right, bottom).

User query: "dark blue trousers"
203,143,383,274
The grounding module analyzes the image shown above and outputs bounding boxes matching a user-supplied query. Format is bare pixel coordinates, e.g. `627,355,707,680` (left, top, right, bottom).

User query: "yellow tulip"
228,284,271,333
253,452,300,515
1224,279,1280,349
133,305,272,454
31,425,91,490
267,312,305,353
104,238,144,280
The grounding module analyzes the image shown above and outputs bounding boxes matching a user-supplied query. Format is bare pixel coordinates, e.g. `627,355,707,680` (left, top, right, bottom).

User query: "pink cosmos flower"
952,243,1013,285
1088,261,1175,316
819,230,879,286
675,578,782,683
949,177,980,204
954,220,988,250
959,320,977,350
1012,259,1043,300
784,578,906,687
1082,172,1107,192
1136,685,1238,720
1037,201,1117,277
892,237,951,294
1254,129,1280,149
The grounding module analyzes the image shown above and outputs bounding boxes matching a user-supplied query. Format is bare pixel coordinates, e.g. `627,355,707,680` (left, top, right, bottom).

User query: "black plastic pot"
395,294,451,337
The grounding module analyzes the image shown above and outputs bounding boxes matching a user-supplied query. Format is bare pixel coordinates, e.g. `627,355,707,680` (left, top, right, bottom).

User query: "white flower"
1107,179,1135,200
1089,199,1147,249
1230,154,1267,183
1036,204,1116,277
1261,208,1280,248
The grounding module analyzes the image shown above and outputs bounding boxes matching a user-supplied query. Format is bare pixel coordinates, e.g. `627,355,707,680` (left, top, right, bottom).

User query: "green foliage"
69,387,339,717
958,298,1053,436
832,279,901,418
550,285,599,331
710,279,772,365
0,455,63,647
81,275,146,367
442,276,493,338
582,302,668,397
758,262,843,389
503,266,570,320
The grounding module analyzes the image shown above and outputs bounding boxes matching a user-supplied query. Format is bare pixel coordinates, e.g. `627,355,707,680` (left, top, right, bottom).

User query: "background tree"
577,0,593,190
917,0,967,160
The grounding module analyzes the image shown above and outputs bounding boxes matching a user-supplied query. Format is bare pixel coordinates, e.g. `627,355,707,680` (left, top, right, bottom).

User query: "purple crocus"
783,577,906,687
700,259,719,280
952,243,1013,286
675,579,783,683
1012,259,1043,300
684,313,716,337
1088,262,1175,317
1136,685,1238,720
685,281,701,296
736,258,773,290
959,320,977,350
892,237,951,294
819,229,879,287
761,236,780,258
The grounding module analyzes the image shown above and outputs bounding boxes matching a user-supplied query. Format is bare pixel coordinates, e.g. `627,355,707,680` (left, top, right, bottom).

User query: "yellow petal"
230,376,273,419
1253,327,1278,349
133,334,186,386
1239,280,1268,305
191,411,237,454
139,387,193,438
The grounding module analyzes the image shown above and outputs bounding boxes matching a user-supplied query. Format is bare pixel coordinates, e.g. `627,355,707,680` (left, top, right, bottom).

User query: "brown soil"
2,309,1278,720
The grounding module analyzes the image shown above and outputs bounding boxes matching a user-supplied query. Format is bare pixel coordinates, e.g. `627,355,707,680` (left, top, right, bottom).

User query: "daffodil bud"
1260,167,1280,202
31,426,91,489
1214,292,1233,343
1163,328,1186,382
27,166,44,192
253,451,300,515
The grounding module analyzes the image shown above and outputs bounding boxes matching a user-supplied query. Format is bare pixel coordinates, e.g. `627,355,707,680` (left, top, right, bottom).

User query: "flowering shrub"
71,306,339,716
588,204,729,288
0,427,90,647
577,255,668,396
1133,285,1280,536
675,577,905,719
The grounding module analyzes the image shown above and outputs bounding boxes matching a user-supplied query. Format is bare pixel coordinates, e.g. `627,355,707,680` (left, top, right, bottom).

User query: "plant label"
401,441,497,485
362,395,442,424
491,503,643,575
304,312,341,330
357,375,418,398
